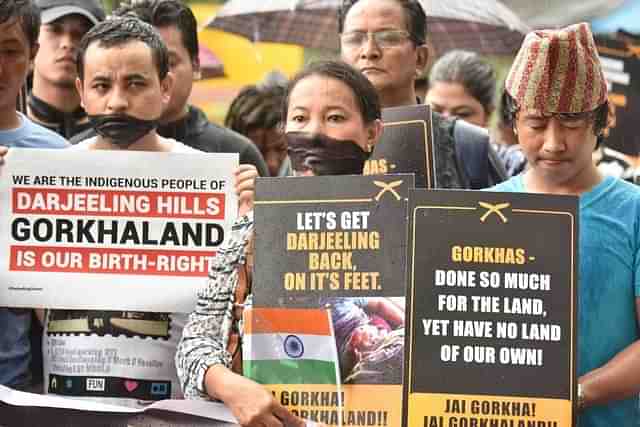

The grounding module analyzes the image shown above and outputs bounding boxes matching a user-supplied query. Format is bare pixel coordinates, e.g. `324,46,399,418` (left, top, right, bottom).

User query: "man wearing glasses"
338,0,506,189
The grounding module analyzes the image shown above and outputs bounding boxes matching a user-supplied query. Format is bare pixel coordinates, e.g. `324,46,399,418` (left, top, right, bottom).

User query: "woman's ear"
366,119,384,152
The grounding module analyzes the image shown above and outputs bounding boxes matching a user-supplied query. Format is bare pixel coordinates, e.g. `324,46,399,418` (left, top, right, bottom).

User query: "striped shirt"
175,213,253,399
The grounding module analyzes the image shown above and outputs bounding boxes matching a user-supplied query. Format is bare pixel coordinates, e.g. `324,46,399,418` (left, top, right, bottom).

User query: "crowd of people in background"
0,0,639,426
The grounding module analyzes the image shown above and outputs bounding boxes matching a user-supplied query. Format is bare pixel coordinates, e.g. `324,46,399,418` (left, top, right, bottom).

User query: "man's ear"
366,118,384,151
29,42,39,62
192,59,201,81
75,77,85,109
160,71,175,105
415,43,429,79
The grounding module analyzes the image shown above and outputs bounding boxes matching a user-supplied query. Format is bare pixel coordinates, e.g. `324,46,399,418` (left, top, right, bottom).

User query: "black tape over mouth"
285,132,371,176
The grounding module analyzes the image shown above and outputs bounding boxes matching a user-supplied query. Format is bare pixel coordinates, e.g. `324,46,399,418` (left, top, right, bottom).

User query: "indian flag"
243,307,340,385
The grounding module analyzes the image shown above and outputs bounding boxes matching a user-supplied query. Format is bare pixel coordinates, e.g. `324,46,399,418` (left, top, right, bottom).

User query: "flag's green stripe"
244,359,337,385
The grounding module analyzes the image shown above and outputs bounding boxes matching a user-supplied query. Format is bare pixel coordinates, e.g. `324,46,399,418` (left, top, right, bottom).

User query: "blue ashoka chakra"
283,335,305,359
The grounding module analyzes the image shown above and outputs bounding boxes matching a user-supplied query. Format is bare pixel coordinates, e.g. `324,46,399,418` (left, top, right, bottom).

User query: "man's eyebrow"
124,73,149,81
344,26,400,33
558,112,589,120
90,74,111,82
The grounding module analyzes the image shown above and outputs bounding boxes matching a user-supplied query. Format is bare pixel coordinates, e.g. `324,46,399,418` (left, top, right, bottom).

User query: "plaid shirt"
175,212,253,399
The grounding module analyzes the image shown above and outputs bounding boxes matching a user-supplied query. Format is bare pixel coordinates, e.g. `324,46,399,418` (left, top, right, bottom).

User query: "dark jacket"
27,94,92,140
430,112,467,189
435,114,507,189
71,106,269,176
492,142,527,178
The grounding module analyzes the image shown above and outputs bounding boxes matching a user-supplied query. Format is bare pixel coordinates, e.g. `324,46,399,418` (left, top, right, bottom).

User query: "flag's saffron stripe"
245,308,332,335
245,333,335,362
244,360,337,385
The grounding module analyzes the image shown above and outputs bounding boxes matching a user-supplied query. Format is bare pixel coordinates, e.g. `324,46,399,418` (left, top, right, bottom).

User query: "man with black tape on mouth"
74,17,176,152
282,60,383,176
34,17,259,408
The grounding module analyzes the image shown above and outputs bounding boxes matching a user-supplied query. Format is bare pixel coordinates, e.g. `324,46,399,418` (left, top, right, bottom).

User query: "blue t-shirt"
0,113,68,388
493,174,640,427
0,112,68,148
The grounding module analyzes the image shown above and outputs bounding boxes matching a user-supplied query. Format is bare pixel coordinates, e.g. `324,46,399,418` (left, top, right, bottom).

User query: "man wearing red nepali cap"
493,23,640,426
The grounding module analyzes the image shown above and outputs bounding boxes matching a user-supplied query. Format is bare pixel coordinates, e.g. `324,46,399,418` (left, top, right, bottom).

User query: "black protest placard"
253,174,414,426
597,36,640,156
364,105,435,188
403,190,578,427
254,174,413,306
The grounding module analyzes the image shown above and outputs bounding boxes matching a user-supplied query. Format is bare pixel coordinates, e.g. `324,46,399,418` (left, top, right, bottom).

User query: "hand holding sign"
235,164,258,217
0,146,6,166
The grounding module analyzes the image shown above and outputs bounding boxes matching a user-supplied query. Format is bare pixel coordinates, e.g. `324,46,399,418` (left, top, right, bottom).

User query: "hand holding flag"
243,308,342,386
204,364,306,427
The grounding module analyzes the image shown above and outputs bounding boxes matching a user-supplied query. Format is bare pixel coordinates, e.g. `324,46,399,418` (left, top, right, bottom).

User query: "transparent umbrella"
206,0,530,55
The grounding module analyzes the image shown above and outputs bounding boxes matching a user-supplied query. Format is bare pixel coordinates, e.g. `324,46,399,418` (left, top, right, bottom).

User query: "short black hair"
338,0,427,45
0,0,40,48
429,50,496,115
113,0,199,67
500,91,610,146
283,60,381,125
77,17,169,81
225,82,287,137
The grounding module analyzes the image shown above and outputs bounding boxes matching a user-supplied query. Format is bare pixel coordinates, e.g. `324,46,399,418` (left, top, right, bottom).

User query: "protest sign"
252,174,413,427
597,36,640,156
0,148,237,312
403,190,578,427
364,104,435,188
0,384,237,425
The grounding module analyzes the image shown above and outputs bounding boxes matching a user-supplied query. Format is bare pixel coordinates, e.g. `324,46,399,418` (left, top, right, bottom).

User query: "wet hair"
283,60,381,125
225,79,287,136
113,0,199,67
500,91,609,138
501,91,609,149
0,0,40,48
338,0,427,45
77,17,169,81
429,50,496,115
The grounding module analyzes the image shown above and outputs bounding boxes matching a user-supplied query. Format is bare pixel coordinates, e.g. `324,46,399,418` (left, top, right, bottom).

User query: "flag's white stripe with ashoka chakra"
243,308,339,385
246,333,336,361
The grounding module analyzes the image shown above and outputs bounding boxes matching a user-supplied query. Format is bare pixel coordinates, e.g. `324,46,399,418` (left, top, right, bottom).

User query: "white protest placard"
0,385,322,426
0,384,237,424
0,148,238,312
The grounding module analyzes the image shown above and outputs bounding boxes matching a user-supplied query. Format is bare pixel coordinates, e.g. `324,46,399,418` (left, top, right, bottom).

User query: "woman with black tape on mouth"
176,60,382,427
282,60,383,176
